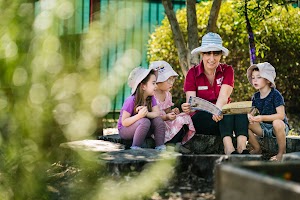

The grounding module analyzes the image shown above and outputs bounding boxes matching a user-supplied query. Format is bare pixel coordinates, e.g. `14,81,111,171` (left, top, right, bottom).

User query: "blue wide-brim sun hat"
191,32,229,56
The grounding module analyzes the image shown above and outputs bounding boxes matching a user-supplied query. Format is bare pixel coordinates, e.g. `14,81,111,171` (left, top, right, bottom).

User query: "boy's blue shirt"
252,88,289,125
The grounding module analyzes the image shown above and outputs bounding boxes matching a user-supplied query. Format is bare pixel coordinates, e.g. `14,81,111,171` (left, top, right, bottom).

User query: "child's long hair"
133,70,156,114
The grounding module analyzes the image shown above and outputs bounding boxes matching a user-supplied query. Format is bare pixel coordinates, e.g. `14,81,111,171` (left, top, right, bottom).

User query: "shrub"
147,1,300,113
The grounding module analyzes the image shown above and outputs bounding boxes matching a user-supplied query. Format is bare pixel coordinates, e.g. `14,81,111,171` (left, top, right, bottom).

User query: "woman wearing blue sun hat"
181,32,249,155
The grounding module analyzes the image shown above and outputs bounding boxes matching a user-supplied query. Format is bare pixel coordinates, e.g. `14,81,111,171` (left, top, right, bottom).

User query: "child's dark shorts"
260,122,289,138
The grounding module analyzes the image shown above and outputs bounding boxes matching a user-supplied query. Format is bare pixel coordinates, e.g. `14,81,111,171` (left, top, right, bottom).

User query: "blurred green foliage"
0,1,175,199
147,1,300,113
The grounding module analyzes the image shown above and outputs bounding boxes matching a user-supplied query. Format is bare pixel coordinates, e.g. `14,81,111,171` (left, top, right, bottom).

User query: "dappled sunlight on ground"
103,128,118,135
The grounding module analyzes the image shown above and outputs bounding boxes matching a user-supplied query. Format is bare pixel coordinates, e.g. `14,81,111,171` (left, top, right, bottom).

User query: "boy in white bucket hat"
182,32,249,155
150,61,195,153
247,62,289,161
117,67,167,151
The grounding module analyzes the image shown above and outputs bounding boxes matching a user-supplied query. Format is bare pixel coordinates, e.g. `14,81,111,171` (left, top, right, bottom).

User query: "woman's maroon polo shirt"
184,62,234,104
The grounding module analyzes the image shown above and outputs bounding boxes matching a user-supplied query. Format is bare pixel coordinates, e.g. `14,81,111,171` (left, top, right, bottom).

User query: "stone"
178,154,262,182
97,133,300,156
100,149,180,163
184,134,300,155
286,136,300,152
99,151,262,180
99,149,180,173
255,135,300,154
283,152,300,161
59,139,125,152
215,162,300,200
98,134,155,149
59,139,263,185
183,134,224,154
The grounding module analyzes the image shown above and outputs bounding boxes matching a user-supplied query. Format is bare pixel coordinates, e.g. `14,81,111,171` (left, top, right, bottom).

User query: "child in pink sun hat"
150,61,195,153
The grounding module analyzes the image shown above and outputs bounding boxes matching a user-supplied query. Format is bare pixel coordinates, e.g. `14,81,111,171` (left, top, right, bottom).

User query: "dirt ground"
47,161,215,200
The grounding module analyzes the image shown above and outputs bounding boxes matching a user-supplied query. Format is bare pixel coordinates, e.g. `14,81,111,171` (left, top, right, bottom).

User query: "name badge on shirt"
198,86,208,90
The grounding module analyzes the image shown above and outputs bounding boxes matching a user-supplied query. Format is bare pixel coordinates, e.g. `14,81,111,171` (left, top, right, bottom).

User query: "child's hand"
248,114,262,124
166,112,176,121
172,107,180,115
137,106,148,118
247,114,254,124
136,106,144,113
251,115,263,123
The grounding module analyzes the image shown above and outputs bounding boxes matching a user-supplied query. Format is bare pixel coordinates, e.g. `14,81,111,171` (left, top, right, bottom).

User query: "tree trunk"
186,0,199,66
90,0,100,22
244,0,256,64
162,0,189,76
207,0,222,32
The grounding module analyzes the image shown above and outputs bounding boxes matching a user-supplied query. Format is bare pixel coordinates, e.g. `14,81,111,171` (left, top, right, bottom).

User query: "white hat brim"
191,44,229,56
247,64,276,88
157,71,178,83
131,69,158,94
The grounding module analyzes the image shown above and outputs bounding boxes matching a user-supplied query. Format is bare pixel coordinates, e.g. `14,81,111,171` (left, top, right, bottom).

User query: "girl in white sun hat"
150,61,195,153
117,67,166,151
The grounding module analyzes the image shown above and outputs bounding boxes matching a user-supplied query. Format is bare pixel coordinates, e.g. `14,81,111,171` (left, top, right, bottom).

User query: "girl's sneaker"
130,146,143,150
155,145,167,151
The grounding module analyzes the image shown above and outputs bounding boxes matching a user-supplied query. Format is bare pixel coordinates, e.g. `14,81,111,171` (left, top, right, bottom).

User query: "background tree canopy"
147,1,300,113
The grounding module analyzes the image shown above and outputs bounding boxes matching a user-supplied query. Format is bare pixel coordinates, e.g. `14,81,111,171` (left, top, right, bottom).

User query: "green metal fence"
34,0,195,121
98,0,190,114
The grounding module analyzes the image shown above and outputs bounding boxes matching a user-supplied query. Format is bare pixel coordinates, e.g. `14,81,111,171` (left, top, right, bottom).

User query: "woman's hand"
212,114,223,122
171,107,180,115
181,103,191,114
166,112,176,121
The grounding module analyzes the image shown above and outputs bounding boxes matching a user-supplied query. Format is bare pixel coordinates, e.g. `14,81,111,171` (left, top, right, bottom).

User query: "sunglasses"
202,51,222,56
